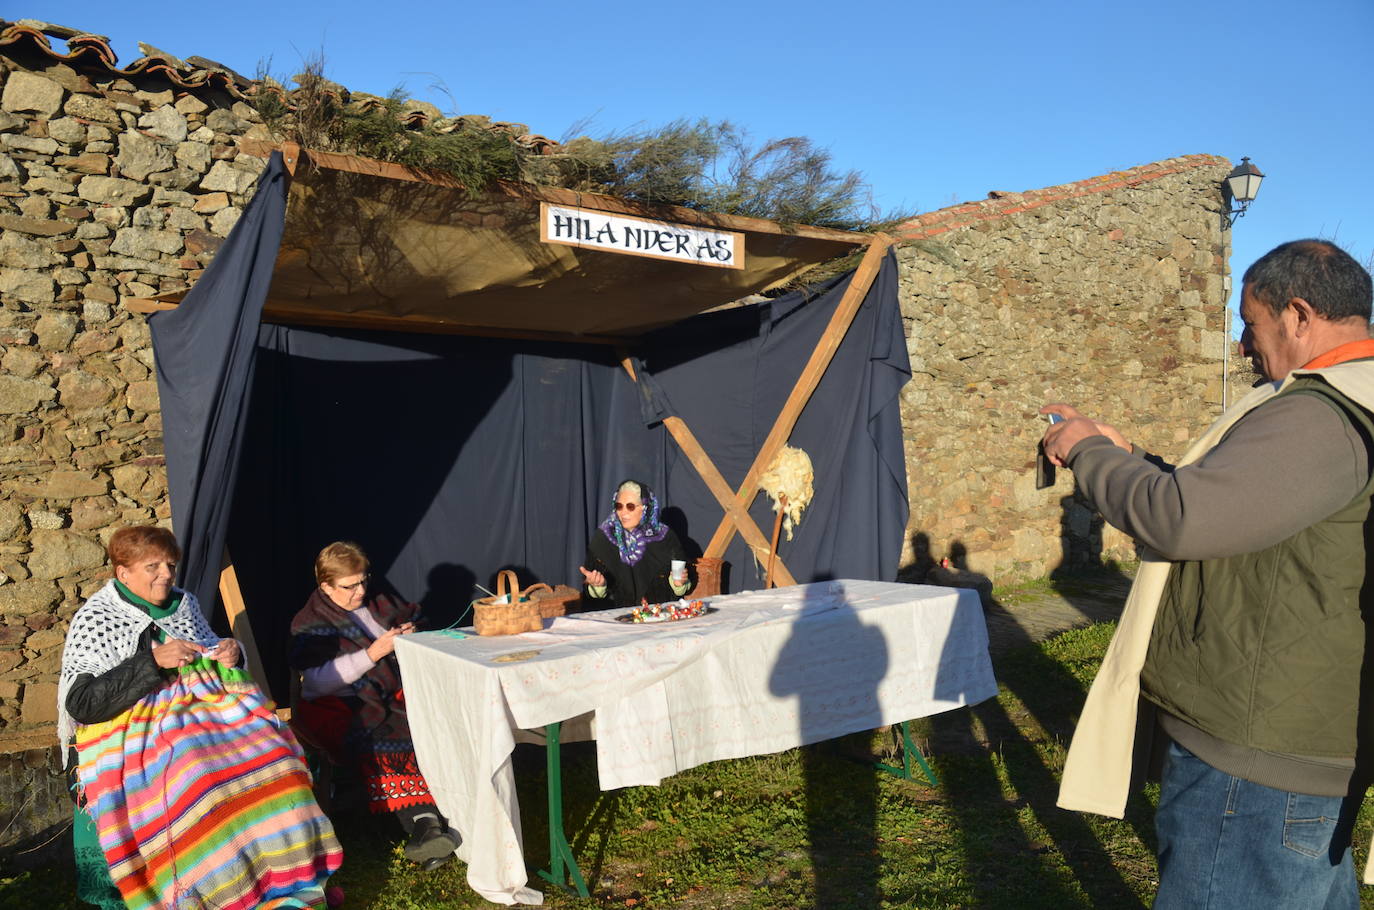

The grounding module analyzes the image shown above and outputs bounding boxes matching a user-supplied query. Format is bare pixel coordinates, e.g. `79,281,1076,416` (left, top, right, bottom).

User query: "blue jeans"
1154,740,1359,910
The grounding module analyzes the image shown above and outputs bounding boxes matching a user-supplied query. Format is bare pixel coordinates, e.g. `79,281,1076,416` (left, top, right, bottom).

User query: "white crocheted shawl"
57,578,221,746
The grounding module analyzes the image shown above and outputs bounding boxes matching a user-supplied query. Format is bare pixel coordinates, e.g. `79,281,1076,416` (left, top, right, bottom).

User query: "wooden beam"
704,234,894,558
125,297,628,345
236,138,871,247
260,303,627,345
618,355,796,587
126,298,178,313
219,548,276,708
661,417,797,587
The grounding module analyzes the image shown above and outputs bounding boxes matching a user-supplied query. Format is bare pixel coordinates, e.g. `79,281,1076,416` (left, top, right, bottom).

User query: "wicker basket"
528,583,581,619
473,570,543,636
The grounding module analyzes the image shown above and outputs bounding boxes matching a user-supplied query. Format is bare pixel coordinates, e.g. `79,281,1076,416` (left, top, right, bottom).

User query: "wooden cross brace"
620,233,892,588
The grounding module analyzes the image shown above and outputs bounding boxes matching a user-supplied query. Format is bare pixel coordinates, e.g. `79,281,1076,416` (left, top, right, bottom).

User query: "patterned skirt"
76,658,343,910
292,694,432,814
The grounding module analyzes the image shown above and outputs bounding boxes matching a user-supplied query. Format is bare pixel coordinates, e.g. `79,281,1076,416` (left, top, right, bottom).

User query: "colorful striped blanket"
75,657,343,909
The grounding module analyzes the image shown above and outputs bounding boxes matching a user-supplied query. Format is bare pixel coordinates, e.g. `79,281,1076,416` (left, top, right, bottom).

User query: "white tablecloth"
395,579,996,905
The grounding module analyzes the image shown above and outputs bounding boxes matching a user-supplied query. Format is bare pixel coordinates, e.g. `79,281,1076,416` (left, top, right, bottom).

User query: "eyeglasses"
614,502,639,512
333,575,369,592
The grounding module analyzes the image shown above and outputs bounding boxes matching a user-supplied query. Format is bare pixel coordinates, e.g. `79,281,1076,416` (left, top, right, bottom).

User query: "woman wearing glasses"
289,541,459,871
579,479,695,607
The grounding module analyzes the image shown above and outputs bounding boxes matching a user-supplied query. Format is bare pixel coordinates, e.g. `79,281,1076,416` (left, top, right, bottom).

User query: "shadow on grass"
929,666,1150,908
912,502,1152,908
513,740,623,897
774,581,887,909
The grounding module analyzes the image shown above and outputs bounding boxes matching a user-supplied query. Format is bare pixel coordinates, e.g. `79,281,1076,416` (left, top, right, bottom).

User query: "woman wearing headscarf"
289,541,458,871
579,479,695,607
59,525,342,910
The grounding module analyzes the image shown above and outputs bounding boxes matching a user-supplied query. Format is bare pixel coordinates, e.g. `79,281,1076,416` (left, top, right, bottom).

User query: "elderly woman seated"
289,541,459,871
580,479,695,607
59,525,341,910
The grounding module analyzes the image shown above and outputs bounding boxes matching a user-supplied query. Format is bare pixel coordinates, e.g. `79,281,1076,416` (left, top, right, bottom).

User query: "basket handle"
495,569,520,599
521,582,554,599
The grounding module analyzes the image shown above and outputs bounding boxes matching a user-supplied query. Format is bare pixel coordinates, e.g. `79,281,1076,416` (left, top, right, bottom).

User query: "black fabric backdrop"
151,154,912,699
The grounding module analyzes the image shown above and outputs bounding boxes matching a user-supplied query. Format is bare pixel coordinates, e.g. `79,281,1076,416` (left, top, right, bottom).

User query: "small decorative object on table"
617,598,714,623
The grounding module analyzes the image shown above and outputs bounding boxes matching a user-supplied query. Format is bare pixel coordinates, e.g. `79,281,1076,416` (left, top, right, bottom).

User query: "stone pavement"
977,566,1135,658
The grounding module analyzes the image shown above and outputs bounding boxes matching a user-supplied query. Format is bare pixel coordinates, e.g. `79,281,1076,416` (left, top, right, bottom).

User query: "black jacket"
583,528,693,608
65,625,165,726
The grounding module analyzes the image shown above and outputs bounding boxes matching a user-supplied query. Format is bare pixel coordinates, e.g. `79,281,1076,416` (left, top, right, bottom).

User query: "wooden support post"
704,234,893,559
219,548,274,701
618,356,797,587
766,494,787,590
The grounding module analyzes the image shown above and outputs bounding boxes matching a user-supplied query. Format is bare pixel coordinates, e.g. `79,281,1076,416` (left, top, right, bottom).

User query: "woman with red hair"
60,526,342,909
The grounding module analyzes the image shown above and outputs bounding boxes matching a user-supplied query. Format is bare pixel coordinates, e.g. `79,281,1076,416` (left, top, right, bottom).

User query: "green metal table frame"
532,717,938,897
533,721,590,897
873,720,940,786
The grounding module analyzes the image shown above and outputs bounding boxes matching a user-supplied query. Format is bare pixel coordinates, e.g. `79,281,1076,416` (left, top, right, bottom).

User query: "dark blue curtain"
149,152,287,613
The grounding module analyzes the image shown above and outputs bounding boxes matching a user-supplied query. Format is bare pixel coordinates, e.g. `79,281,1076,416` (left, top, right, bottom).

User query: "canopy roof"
212,143,872,343
142,151,905,701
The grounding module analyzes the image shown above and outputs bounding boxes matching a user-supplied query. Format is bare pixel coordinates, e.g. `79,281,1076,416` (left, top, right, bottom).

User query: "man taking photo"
1043,239,1374,909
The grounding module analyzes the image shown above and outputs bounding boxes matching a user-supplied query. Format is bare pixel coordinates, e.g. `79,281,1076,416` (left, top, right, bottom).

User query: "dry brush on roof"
256,63,885,229
2,20,884,231
576,119,884,232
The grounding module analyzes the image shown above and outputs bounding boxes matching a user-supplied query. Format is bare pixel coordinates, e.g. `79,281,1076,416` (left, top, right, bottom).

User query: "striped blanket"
75,657,343,909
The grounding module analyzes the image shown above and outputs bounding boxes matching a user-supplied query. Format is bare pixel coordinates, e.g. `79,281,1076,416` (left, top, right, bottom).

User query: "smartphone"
1035,448,1055,489
1036,413,1059,488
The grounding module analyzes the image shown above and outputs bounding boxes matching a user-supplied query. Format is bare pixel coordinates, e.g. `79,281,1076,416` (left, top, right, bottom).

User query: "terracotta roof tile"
1,20,250,95
893,154,1231,242
0,19,559,154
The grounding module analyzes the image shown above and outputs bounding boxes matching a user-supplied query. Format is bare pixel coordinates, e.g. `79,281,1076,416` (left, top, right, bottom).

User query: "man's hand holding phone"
1039,403,1131,467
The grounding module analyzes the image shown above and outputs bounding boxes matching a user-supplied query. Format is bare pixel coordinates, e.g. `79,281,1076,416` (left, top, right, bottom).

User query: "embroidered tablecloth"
395,579,997,904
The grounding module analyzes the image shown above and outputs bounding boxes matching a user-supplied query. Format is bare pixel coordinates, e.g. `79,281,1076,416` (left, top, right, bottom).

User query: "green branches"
249,57,882,228
585,120,877,230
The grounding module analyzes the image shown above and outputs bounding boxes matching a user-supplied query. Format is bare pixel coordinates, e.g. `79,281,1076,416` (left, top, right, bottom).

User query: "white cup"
670,559,686,579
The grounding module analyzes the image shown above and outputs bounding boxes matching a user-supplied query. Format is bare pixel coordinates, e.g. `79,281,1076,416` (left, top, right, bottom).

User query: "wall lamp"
1223,157,1264,227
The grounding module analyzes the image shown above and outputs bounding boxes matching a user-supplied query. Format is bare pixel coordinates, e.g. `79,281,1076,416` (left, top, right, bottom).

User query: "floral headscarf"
598,481,670,566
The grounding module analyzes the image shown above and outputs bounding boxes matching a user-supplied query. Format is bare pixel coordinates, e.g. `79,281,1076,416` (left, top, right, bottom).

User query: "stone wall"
0,40,277,858
889,157,1236,583
0,31,1243,858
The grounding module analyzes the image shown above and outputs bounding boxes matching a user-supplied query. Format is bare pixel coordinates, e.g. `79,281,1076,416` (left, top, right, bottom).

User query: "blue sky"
33,0,1374,326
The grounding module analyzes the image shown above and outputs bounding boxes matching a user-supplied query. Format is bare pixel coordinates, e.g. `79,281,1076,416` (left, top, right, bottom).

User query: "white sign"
540,203,744,270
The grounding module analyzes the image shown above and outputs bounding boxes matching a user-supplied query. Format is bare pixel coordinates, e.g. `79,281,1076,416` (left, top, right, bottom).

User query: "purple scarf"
599,490,670,566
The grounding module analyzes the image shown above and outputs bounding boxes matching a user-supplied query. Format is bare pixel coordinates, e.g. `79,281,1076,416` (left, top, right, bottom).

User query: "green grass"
7,622,1374,908
991,562,1136,607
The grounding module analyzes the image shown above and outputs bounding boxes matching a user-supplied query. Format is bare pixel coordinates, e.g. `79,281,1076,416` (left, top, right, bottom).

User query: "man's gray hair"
1243,239,1372,321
